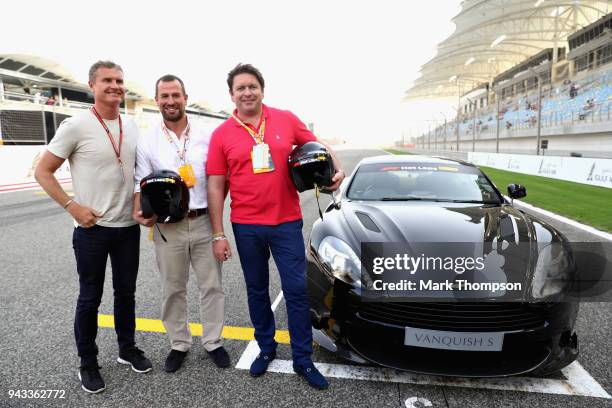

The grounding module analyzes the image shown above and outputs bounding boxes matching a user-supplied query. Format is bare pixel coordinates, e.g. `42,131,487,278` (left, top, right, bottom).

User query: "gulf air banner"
468,152,612,189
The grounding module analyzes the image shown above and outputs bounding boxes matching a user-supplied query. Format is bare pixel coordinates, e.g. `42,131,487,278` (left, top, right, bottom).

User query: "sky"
4,0,462,146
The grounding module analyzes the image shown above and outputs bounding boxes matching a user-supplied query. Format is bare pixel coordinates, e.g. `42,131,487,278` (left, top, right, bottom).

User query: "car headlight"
532,243,571,299
318,236,362,286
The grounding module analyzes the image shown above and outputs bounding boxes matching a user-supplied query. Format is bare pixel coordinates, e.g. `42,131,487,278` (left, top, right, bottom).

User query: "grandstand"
404,1,612,159
0,54,227,146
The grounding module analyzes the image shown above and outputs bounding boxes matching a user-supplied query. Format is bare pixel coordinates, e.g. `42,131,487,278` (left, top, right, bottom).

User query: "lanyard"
161,121,191,162
92,107,123,159
231,113,266,144
91,107,125,182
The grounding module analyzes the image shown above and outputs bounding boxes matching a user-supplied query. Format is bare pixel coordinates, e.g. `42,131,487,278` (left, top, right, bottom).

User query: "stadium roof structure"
0,54,145,99
0,54,78,84
404,0,612,100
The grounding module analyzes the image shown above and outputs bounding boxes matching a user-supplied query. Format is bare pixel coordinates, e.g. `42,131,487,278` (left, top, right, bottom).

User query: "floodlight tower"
464,96,477,152
450,75,461,151
440,112,447,151
529,67,544,156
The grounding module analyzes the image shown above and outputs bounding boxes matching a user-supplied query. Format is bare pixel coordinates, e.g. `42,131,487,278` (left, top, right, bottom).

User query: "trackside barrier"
0,146,70,190
468,152,612,189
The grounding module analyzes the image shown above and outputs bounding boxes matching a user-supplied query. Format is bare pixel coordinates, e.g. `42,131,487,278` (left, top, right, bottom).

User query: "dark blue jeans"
232,220,313,365
72,224,140,366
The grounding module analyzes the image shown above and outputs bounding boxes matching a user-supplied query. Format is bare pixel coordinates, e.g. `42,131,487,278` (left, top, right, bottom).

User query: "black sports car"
306,155,579,377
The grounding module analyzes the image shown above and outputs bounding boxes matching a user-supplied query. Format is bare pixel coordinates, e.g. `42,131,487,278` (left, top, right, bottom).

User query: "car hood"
339,201,537,300
341,201,534,245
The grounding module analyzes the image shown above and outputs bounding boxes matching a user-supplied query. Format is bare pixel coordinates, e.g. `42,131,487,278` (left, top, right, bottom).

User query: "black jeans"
72,224,140,365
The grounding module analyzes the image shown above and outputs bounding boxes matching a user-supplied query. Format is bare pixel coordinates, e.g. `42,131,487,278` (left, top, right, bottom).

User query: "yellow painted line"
98,314,290,344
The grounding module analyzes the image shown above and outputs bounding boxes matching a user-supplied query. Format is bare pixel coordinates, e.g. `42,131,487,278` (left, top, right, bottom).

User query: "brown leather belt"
187,208,208,218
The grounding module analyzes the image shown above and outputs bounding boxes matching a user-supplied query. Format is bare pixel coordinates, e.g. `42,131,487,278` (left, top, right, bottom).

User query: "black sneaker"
78,365,105,394
165,349,188,373
117,346,153,373
207,346,231,368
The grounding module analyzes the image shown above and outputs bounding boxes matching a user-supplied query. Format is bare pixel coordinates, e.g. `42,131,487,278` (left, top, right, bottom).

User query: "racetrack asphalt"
0,149,610,408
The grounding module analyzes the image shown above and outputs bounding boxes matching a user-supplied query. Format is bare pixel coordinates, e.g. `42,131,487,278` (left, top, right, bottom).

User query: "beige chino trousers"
153,214,224,352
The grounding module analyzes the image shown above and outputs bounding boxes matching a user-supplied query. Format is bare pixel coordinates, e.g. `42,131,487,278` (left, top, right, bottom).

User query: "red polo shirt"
207,105,316,225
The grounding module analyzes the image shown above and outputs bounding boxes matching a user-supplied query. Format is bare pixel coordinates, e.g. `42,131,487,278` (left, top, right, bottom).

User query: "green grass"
479,166,612,232
382,148,612,232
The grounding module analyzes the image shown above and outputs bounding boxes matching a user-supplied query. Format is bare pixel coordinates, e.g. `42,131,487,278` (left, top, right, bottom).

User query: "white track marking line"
235,341,261,370
506,197,612,241
232,150,611,397
234,293,610,399
0,180,72,194
270,290,284,310
238,359,610,399
560,361,612,398
235,290,284,370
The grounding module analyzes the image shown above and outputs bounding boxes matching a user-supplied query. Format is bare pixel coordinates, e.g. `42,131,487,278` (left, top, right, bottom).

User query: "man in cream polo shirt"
35,61,152,394
133,74,228,373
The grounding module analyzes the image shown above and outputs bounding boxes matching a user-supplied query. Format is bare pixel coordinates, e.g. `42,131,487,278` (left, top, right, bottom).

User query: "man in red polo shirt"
207,63,344,390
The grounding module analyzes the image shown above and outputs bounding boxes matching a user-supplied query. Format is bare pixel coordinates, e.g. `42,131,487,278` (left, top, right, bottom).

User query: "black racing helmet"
140,170,189,223
288,141,334,192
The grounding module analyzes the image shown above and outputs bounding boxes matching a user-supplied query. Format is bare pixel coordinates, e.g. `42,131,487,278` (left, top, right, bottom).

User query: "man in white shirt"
35,60,152,394
134,75,228,372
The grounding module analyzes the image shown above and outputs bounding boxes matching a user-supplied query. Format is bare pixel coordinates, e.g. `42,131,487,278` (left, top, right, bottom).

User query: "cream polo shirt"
47,110,139,227
134,119,215,210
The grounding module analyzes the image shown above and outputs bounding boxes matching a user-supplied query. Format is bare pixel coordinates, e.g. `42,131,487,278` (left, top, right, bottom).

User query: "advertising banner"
468,152,612,189
0,146,70,192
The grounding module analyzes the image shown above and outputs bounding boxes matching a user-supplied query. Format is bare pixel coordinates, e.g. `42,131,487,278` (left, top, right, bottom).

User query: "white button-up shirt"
135,119,214,209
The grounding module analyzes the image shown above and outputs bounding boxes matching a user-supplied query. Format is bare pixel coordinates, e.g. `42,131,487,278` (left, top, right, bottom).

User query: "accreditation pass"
252,143,274,173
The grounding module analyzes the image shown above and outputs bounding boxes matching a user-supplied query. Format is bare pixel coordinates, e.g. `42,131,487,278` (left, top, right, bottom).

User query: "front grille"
358,302,547,331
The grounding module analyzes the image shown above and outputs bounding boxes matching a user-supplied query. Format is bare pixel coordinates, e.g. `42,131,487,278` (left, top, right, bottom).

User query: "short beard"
161,109,184,122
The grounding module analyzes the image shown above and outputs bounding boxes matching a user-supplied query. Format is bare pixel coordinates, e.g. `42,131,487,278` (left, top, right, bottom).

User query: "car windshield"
347,162,502,203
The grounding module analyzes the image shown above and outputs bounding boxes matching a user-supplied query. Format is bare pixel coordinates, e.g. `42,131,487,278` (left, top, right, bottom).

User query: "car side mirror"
507,184,527,199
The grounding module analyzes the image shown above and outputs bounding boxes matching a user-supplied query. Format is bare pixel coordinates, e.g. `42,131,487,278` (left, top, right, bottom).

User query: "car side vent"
355,212,381,233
